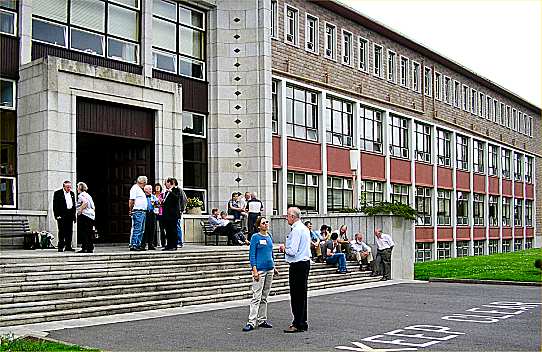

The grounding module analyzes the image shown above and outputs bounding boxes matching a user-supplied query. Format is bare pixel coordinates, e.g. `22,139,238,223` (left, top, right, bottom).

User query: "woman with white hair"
76,182,96,253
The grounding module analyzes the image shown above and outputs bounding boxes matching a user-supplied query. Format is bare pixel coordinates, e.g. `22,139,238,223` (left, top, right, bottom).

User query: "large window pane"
70,28,104,55
179,56,204,79
107,37,138,63
0,79,14,109
32,18,67,46
179,5,203,29
153,49,176,72
179,26,203,59
153,0,176,20
183,136,207,189
182,112,205,136
70,0,105,32
108,4,138,41
152,17,176,51
33,0,68,22
0,9,15,35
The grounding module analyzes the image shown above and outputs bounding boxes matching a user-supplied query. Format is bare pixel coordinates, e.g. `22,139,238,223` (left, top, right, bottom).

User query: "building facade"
0,0,539,258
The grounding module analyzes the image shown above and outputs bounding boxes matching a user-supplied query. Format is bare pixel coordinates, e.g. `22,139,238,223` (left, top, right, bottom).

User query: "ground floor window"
391,183,409,205
525,238,533,249
415,242,432,262
456,240,469,257
287,171,319,213
0,109,17,208
415,187,432,225
514,238,523,251
361,180,384,206
473,240,485,256
327,176,353,212
502,239,511,253
437,241,451,260
488,239,499,254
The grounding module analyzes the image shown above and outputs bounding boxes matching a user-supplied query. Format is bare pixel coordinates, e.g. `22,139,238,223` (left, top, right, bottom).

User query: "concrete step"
0,275,379,327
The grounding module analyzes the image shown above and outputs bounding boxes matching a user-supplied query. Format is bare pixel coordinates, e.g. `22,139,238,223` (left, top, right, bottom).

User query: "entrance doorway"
76,99,154,244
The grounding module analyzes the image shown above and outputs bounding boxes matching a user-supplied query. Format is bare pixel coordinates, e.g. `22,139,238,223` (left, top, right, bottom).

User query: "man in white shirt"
246,192,263,240
373,228,395,281
128,176,148,251
350,232,373,271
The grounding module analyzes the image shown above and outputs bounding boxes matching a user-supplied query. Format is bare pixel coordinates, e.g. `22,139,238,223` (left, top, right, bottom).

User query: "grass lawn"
0,336,99,352
415,248,542,282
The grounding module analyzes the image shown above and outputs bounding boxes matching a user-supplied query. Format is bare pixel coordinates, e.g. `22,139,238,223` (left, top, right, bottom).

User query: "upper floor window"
325,96,353,147
456,135,469,171
489,195,499,227
501,148,511,179
473,140,485,174
373,44,383,78
511,108,518,131
478,92,485,117
412,61,421,93
389,115,409,158
415,122,431,163
358,37,368,72
0,3,16,36
462,85,469,111
437,189,451,225
443,76,452,104
272,80,278,134
470,88,477,115
416,187,432,225
505,105,511,128
271,0,277,38
527,115,533,137
493,99,499,123
473,193,485,226
33,0,140,64
327,177,353,212
287,172,318,213
525,200,533,227
499,102,505,125
324,23,336,60
437,129,451,167
514,152,523,181
391,184,409,205
153,1,205,79
518,111,524,134
488,144,498,176
525,156,533,183
456,191,469,226
284,5,299,46
305,14,318,53
387,50,397,83
502,197,511,226
361,180,384,206
424,67,432,97
341,30,353,66
360,105,383,153
286,84,318,141
182,111,206,137
434,71,442,101
486,95,492,120
183,111,208,196
453,80,460,108
0,78,15,109
514,198,523,226
400,56,409,87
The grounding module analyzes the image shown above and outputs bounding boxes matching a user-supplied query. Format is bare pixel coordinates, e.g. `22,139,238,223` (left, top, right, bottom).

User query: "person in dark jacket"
161,177,180,251
53,180,76,252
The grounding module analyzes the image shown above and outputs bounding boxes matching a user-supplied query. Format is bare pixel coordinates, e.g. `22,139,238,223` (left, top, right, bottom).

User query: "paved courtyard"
45,282,540,351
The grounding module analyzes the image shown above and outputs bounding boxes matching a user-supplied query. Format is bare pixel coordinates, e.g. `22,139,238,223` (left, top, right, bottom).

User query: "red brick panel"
514,182,524,198
437,227,453,241
272,136,281,168
526,228,534,238
437,167,453,189
287,139,321,173
488,176,499,195
456,171,470,191
514,228,524,238
502,227,513,239
473,227,485,240
415,227,434,242
502,180,513,197
472,174,485,193
390,158,411,184
327,146,353,177
415,162,433,187
525,184,534,199
488,228,500,239
361,152,386,181
456,227,470,240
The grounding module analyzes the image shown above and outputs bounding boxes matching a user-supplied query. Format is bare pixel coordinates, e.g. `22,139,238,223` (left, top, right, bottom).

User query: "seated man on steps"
350,232,373,271
324,232,348,274
208,208,247,245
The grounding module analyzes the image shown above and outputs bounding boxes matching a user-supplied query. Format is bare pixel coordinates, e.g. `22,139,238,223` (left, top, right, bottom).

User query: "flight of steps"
0,247,380,327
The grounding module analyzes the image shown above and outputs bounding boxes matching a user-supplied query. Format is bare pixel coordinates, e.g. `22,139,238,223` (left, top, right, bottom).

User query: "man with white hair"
128,176,148,251
373,228,395,281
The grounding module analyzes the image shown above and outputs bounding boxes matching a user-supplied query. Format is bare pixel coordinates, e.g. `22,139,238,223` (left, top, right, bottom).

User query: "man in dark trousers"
53,180,76,252
161,177,180,251
171,178,187,248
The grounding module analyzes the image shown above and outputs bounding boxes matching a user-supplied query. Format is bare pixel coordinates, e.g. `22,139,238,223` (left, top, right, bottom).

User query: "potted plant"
186,197,204,215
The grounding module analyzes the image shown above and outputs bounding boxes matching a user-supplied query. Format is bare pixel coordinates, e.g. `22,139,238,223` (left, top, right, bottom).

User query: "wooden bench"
0,218,35,249
201,219,243,246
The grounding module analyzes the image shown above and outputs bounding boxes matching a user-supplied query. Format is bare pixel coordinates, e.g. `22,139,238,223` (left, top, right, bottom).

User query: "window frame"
341,29,353,66
456,191,469,226
473,240,485,256
485,95,492,120
359,105,383,154
456,240,469,257
391,183,410,205
478,92,485,117
472,140,485,174
488,195,499,227
443,75,452,105
437,129,451,167
437,189,451,226
287,171,319,213
412,60,421,93
513,198,523,226
358,36,369,73
286,84,319,142
325,95,353,147
415,242,432,263
387,49,397,83
473,193,485,226
434,71,442,101
324,22,337,61
525,200,533,227
470,88,477,115
0,8,17,36
271,80,279,134
400,55,410,88
389,114,409,159
501,148,511,179
373,43,384,79
453,80,460,108
181,111,206,138
424,66,432,97
0,78,16,110
361,180,384,206
514,152,523,181
488,144,498,176
502,197,511,226
304,13,319,54
437,241,451,260
270,0,277,39
525,155,533,183
415,122,431,163
284,4,299,47
462,84,469,111
327,176,353,212
415,186,432,226
456,135,469,171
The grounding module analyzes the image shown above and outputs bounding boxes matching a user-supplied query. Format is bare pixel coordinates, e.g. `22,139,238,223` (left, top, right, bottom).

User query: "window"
505,105,511,128
434,71,442,101
473,240,485,256
453,80,460,108
415,122,431,162
0,79,15,109
400,56,409,87
493,99,499,123
525,200,533,227
271,0,277,38
424,67,432,97
462,85,469,111
456,135,469,171
391,184,409,205
286,84,318,141
0,7,16,36
305,14,318,53
437,129,451,167
502,239,511,253
324,23,336,60
514,152,523,181
527,116,533,137
153,1,205,79
473,140,484,174
514,198,523,226
488,145,498,176
512,108,518,131
360,105,383,153
182,111,205,137
486,95,492,120
437,189,451,226
525,238,533,249
437,242,451,260
412,61,421,92
358,37,368,72
373,44,383,78
502,197,511,226
389,115,409,158
341,30,353,65
287,172,318,213
327,176,353,212
443,76,452,104
478,92,485,117
416,243,432,263
456,241,469,257
272,80,278,134
518,111,524,133
456,191,469,226
272,170,279,214
183,112,207,201
488,239,499,254
514,239,523,252
0,109,16,208
33,0,140,64
387,50,397,83
325,96,353,147
361,180,384,206
470,88,477,115
525,156,533,183
416,187,432,225
489,195,499,227
501,149,511,179
284,5,298,46
473,193,485,226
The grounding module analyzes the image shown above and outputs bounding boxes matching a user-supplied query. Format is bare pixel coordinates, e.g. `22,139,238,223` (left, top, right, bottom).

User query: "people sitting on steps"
208,208,249,246
323,232,348,274
350,232,373,271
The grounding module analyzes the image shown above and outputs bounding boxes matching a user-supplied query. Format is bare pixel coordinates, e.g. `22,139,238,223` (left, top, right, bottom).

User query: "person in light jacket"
76,182,95,253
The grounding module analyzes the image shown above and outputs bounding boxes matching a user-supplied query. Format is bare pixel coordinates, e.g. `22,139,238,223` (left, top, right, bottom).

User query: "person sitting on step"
350,232,373,271
324,232,348,274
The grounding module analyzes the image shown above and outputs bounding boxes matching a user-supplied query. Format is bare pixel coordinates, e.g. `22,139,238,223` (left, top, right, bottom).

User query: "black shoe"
259,321,273,328
65,248,76,252
148,246,156,250
379,277,388,281
76,250,87,253
58,248,64,252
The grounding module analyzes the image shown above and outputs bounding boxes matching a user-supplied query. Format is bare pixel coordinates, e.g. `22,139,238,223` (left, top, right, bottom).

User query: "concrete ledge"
429,278,541,287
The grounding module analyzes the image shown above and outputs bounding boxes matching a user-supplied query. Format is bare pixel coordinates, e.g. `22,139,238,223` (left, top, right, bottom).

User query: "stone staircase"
0,247,379,327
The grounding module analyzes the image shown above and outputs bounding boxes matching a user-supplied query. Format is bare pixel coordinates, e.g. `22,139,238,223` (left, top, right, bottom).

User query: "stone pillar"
207,0,273,215
141,0,154,79
19,0,32,66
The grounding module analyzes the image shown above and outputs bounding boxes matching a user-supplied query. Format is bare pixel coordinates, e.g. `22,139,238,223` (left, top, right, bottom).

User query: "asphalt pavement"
48,282,541,351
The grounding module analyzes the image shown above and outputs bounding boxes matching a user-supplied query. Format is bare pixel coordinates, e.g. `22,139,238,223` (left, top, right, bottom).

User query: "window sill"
286,136,320,145
389,155,410,162
360,149,384,157
304,48,319,56
436,164,452,170
415,160,433,166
